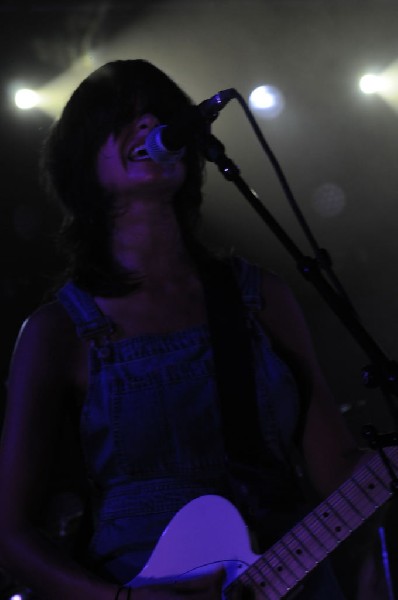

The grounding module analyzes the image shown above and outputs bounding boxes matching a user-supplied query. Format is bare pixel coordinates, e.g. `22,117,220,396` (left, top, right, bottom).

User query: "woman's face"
96,113,186,202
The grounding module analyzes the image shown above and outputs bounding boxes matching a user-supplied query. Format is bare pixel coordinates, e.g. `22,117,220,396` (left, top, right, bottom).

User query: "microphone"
145,88,236,164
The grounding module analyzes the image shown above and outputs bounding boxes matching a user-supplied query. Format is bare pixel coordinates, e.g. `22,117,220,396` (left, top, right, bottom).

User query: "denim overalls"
57,257,345,598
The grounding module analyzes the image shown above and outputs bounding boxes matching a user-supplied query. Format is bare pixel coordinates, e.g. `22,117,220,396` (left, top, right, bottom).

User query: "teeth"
128,144,149,161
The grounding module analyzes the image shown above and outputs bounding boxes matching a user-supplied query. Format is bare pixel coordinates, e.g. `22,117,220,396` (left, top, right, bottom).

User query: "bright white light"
14,88,40,110
250,86,275,109
249,85,285,118
359,73,388,95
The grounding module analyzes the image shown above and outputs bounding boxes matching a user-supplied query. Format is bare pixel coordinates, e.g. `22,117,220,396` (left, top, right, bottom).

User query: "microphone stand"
203,132,398,431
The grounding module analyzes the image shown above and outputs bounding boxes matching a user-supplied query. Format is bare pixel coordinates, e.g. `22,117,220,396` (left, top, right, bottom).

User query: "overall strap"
57,281,114,343
230,255,264,311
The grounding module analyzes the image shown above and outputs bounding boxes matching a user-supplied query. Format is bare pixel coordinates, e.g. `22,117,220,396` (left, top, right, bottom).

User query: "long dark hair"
41,59,206,296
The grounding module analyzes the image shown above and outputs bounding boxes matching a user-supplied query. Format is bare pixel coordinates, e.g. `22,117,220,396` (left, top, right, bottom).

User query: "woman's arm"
0,303,120,599
258,270,364,496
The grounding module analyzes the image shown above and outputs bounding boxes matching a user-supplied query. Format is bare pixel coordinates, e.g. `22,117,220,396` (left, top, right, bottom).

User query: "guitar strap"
198,256,326,525
198,256,265,466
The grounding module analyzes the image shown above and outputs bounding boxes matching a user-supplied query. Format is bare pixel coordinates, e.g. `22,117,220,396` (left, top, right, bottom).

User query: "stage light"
249,85,285,118
359,73,388,95
3,587,32,600
358,67,398,112
9,52,98,119
14,88,40,110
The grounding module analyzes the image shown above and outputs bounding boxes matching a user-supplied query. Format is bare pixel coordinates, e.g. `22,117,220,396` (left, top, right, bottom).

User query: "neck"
111,200,195,283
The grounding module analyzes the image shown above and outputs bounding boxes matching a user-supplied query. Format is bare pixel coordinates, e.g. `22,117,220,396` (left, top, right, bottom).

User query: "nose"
135,113,160,133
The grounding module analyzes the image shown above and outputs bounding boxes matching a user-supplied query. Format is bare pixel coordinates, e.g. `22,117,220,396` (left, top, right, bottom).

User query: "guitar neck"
227,447,398,600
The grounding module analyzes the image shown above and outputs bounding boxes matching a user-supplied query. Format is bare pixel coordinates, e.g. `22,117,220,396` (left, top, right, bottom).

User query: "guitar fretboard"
226,447,398,599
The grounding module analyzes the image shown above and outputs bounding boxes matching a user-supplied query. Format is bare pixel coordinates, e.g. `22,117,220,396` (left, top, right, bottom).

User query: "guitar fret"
293,514,334,560
331,488,365,528
366,464,392,492
357,465,392,505
270,543,308,582
305,510,341,550
338,479,375,517
284,529,321,570
257,560,291,596
244,555,278,589
351,475,382,508
292,520,329,560
246,551,293,597
340,453,394,517
228,568,280,600
280,538,308,577
243,561,285,598
323,499,351,533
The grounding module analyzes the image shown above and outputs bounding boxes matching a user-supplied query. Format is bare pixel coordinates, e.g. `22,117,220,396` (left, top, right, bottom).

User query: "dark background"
1,0,398,595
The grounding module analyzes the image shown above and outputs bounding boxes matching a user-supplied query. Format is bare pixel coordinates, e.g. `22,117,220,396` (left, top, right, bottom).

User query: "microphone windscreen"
145,125,186,164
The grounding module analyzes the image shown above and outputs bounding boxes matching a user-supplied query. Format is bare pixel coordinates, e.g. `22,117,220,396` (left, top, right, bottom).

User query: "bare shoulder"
258,269,305,336
18,300,81,354
23,299,75,334
255,267,325,380
11,300,85,390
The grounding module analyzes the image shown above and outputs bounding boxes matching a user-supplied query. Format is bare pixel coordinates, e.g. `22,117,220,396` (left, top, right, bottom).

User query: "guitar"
127,447,398,599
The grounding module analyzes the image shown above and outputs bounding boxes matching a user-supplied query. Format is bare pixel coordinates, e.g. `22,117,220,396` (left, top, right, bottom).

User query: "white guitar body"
126,448,398,599
128,495,257,593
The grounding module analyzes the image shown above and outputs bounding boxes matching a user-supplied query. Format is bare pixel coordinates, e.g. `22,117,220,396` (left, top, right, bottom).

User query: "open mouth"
127,144,151,161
